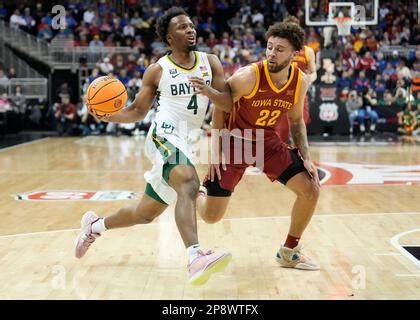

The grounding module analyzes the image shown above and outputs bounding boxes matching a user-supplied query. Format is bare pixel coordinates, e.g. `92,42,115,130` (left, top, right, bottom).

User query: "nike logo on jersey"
171,73,180,78
258,89,268,93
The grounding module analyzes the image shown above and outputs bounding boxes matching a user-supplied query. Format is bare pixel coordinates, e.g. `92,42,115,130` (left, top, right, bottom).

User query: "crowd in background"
0,0,418,137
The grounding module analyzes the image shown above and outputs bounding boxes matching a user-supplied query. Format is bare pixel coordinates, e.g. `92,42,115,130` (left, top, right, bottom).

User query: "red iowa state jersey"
227,60,303,140
292,45,310,74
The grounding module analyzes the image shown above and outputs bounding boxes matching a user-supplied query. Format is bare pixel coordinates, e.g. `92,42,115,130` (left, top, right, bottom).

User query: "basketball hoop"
334,17,352,36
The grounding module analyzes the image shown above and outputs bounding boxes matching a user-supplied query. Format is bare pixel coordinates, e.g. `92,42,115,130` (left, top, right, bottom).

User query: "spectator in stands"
65,9,77,30
396,61,412,81
273,0,287,19
75,34,89,47
375,51,387,73
57,82,74,103
372,74,386,96
87,68,100,84
89,35,104,49
123,23,135,38
130,11,145,31
22,7,36,34
390,50,400,67
228,12,242,31
357,52,377,80
198,17,216,38
98,57,114,75
195,36,209,53
132,35,145,51
0,0,417,140
377,90,395,107
9,9,25,30
251,9,264,26
306,27,320,53
337,72,353,90
10,85,26,114
112,54,126,75
205,32,218,48
117,69,131,87
83,6,96,25
353,71,370,92
53,94,77,136
127,73,142,101
346,90,363,135
394,83,410,108
37,22,53,41
365,29,378,52
0,93,12,112
7,67,16,79
359,88,379,134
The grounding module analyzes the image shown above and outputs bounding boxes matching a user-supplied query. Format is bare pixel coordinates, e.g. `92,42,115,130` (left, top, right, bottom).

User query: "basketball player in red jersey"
278,16,317,142
194,22,321,270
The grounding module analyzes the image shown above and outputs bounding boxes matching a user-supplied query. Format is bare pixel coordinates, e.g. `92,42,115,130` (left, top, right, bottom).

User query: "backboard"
305,0,379,28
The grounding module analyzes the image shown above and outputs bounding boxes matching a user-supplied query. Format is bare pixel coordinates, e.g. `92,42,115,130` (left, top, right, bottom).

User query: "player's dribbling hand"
86,104,111,122
303,159,320,187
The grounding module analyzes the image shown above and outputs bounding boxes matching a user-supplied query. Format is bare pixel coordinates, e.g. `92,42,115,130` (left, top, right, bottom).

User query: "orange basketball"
86,76,128,116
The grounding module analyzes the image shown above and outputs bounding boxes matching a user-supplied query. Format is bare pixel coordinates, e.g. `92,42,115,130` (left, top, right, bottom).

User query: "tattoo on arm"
290,121,309,159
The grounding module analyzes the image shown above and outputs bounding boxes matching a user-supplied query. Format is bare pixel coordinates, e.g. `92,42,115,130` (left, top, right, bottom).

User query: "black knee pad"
277,148,307,185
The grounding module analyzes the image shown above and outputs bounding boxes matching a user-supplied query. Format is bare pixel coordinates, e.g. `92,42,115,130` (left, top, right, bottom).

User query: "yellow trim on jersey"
151,130,173,158
243,63,260,99
304,46,310,65
294,69,303,105
166,51,200,72
263,60,295,94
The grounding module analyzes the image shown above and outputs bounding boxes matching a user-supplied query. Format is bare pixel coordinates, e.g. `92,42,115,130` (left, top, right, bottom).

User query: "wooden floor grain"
0,136,418,299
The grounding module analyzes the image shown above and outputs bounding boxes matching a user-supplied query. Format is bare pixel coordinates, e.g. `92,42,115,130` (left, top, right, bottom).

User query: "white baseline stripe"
395,274,420,277
0,137,50,153
0,211,419,239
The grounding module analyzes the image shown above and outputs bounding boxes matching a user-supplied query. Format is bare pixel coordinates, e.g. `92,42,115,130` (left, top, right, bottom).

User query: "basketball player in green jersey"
74,7,232,286
195,22,321,270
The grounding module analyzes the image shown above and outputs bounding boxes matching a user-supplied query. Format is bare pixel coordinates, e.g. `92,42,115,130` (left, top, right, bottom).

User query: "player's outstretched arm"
93,64,161,123
189,54,232,113
227,65,257,103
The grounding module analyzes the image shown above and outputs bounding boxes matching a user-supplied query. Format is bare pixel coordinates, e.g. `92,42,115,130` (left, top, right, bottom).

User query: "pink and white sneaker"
74,211,101,259
188,249,232,285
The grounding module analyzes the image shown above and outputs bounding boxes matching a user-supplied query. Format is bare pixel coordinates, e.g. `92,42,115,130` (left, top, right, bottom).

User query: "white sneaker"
276,245,320,271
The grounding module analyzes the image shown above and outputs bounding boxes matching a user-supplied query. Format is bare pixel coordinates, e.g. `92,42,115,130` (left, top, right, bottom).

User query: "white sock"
91,218,107,234
187,244,201,264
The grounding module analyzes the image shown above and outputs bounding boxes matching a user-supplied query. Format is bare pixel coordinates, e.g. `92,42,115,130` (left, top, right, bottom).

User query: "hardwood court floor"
0,136,418,299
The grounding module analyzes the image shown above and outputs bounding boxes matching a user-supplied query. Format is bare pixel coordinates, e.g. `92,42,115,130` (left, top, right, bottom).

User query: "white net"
334,17,352,36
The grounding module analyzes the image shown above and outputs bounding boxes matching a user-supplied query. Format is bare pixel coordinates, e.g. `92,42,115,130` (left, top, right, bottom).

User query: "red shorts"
278,95,310,142
206,136,299,193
